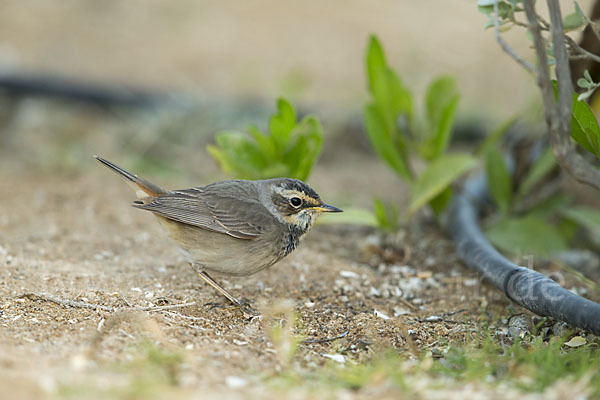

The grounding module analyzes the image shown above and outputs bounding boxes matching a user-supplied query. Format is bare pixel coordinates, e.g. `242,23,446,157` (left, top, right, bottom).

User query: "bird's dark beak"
313,203,343,213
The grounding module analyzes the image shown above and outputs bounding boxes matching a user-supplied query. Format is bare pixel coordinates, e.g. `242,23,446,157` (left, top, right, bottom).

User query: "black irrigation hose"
448,173,600,335
0,72,166,108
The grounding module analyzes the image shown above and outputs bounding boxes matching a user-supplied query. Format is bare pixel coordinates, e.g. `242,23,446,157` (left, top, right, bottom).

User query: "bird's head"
267,178,342,232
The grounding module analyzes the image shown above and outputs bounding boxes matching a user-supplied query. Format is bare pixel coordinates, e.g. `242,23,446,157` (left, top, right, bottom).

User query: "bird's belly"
157,217,282,276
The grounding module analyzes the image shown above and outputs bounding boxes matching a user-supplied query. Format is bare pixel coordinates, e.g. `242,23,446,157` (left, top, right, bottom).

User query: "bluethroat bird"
95,156,342,314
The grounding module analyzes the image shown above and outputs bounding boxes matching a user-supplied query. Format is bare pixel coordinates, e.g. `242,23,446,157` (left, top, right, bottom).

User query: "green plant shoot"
207,98,323,181
364,35,475,217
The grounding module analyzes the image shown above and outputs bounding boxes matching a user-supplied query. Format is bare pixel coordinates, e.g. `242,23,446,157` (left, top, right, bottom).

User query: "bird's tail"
94,156,169,198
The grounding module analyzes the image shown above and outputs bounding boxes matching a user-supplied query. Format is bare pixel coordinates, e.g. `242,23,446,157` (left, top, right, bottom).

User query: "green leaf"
364,103,412,180
557,217,578,244
517,147,556,198
486,216,568,257
211,131,268,179
365,35,413,141
571,94,600,158
423,76,460,160
285,116,323,181
478,6,494,17
373,197,387,227
372,67,413,138
260,163,289,179
485,146,512,214
482,18,495,29
575,1,586,18
429,186,453,216
562,206,600,240
577,78,591,89
317,207,378,227
527,194,571,219
363,35,415,181
477,1,515,19
366,35,387,93
248,125,277,161
269,98,296,152
373,197,400,231
563,12,587,31
408,153,477,215
207,98,323,180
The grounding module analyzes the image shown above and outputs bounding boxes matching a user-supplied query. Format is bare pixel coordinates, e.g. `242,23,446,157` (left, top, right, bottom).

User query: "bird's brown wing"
133,184,271,240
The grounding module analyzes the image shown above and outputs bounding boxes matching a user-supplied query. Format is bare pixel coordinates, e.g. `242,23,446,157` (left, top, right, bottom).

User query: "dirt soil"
1,1,599,396
2,154,587,399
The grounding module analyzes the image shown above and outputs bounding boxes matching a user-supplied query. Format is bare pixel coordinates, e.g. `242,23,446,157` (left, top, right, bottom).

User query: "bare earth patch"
2,167,571,399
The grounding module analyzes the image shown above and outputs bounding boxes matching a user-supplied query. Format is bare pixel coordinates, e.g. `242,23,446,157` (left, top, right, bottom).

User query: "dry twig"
301,330,350,344
565,34,600,64
493,0,536,74
19,292,196,313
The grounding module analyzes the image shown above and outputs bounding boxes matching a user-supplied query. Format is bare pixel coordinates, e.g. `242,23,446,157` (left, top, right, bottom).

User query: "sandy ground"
0,157,521,399
3,147,598,399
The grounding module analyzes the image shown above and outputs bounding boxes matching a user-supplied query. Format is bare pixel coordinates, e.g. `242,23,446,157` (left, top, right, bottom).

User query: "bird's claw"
204,298,258,317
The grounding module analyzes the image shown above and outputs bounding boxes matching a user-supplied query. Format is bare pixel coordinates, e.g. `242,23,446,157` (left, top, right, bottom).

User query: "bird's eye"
290,197,302,207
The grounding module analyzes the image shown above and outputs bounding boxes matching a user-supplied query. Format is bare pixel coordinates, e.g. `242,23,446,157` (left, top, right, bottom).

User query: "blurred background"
0,0,554,188
2,0,598,219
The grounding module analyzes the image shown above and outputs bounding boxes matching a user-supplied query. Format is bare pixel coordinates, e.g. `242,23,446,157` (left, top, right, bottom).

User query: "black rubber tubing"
448,172,600,335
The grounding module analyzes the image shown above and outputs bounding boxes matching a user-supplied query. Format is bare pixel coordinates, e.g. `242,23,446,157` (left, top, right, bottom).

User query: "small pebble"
340,270,360,279
564,336,586,347
225,376,248,389
322,354,345,364
374,309,391,320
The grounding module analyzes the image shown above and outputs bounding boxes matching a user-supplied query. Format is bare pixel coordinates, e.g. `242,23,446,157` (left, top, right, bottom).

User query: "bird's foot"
204,298,258,318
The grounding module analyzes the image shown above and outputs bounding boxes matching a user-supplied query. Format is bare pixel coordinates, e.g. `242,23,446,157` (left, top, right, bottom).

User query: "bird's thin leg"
193,268,257,315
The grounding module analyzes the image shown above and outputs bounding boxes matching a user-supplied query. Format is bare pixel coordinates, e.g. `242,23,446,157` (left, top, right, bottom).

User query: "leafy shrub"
485,142,600,257
207,98,323,181
477,1,600,257
364,35,476,216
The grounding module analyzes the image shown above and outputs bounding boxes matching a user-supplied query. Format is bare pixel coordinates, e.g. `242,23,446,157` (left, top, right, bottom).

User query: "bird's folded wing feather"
133,191,269,240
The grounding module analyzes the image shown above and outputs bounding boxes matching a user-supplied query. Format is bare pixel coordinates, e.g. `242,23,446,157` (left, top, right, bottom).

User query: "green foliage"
479,4,600,160
571,91,600,159
575,69,600,102
483,143,569,258
483,146,574,258
364,104,412,180
421,76,460,160
364,35,413,181
485,146,512,214
270,327,600,397
477,0,522,29
408,154,477,215
563,206,600,241
486,215,568,257
483,143,600,258
434,334,600,395
516,147,556,199
563,1,587,32
364,35,474,217
207,98,323,181
373,198,401,231
317,207,378,227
